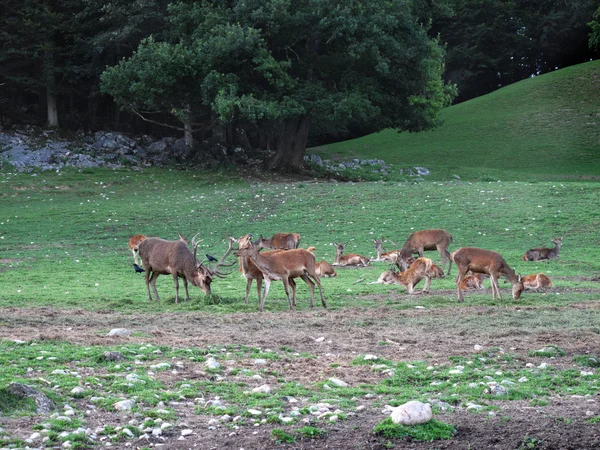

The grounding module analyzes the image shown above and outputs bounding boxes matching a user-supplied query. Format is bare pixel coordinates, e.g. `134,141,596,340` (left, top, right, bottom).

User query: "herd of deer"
128,229,563,310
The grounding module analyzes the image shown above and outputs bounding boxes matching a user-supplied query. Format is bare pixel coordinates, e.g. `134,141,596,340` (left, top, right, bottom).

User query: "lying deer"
371,238,401,262
254,233,301,250
234,234,284,306
398,229,453,275
459,272,487,290
369,257,434,294
451,247,524,302
138,234,235,303
234,241,327,312
332,242,370,267
523,236,563,261
306,247,337,278
521,273,553,291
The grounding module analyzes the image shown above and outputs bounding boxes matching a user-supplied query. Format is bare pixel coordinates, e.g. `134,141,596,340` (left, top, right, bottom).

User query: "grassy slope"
311,61,600,181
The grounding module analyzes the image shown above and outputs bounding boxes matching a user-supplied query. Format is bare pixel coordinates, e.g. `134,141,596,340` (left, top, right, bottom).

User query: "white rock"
518,377,529,383
474,345,483,351
414,306,426,309
114,399,135,411
581,371,594,376
150,363,171,370
181,429,193,436
538,362,549,369
126,374,140,382
356,405,366,412
107,328,132,337
466,403,483,410
152,428,162,436
448,369,463,375
364,354,378,361
247,409,262,416
252,384,271,394
314,337,325,343
205,358,220,369
281,417,294,423
254,359,267,365
329,415,339,422
52,369,68,375
251,374,263,380
62,442,72,449
328,377,348,387
122,428,134,437
161,422,173,430
29,432,41,441
70,386,85,395
390,401,432,425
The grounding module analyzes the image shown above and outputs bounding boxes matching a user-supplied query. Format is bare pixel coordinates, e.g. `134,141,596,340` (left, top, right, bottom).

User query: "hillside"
311,60,600,181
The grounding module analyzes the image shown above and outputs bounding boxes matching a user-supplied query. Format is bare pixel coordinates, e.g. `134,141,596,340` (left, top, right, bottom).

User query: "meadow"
1,61,600,449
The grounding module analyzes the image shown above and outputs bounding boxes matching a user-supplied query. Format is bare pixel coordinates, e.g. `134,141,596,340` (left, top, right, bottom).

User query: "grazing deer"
398,229,453,275
451,247,524,302
332,242,370,267
254,233,301,250
128,234,147,266
369,258,434,293
138,234,235,303
234,241,326,312
371,238,401,262
523,236,563,261
459,272,486,290
233,234,284,306
306,247,337,278
521,273,553,291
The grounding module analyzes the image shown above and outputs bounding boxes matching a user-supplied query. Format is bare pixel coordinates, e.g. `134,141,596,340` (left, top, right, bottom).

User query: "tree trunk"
44,46,59,128
265,116,311,172
46,89,59,128
183,103,193,147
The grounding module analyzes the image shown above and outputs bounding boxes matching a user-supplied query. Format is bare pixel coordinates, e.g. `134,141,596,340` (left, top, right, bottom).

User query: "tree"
589,6,600,51
101,0,455,172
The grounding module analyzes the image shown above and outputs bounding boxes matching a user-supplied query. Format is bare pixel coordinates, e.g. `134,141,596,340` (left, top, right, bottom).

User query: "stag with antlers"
138,234,235,303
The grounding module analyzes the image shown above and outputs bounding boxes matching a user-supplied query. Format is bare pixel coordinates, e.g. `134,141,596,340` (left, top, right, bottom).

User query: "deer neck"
502,267,520,286
334,251,343,265
552,242,562,255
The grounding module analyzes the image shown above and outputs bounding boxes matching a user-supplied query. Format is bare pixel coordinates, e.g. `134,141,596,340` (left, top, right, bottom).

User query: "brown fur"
372,238,401,262
522,273,553,291
459,273,486,290
451,247,524,302
332,242,370,267
128,234,147,265
371,257,434,294
254,233,301,250
234,241,326,312
523,237,563,261
235,234,284,306
399,229,453,275
138,236,233,303
305,246,336,277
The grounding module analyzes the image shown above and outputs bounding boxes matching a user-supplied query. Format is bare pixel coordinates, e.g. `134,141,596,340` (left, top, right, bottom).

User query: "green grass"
311,60,600,181
373,417,456,441
1,167,599,312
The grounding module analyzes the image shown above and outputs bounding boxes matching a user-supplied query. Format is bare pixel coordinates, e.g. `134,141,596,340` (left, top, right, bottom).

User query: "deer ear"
517,274,522,282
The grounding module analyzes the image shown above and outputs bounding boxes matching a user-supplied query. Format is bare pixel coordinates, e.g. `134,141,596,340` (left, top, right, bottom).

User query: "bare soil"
1,300,600,449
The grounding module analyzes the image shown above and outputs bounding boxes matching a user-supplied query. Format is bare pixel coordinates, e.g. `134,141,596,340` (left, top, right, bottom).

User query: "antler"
191,233,203,262
208,238,237,277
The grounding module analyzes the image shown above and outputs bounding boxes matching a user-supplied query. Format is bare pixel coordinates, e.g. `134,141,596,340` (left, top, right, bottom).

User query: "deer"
138,234,235,303
306,247,337,278
128,234,147,266
233,234,285,306
369,257,434,293
371,238,401,262
459,272,487,290
234,240,326,312
451,247,524,302
254,233,301,250
128,232,188,266
523,236,563,261
521,273,553,291
397,229,453,275
332,242,370,267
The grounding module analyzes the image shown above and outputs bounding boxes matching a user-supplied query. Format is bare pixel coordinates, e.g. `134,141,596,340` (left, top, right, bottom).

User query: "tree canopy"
101,0,456,171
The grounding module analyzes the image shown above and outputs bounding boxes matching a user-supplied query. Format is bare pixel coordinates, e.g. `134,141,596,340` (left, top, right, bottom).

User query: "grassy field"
311,60,600,182
1,62,600,449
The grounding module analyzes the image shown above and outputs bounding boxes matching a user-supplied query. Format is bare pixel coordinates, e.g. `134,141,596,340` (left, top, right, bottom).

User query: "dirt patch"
1,305,600,449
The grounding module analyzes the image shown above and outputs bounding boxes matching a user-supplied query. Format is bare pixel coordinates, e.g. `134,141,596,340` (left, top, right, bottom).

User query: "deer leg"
260,279,272,312
183,277,190,302
300,273,315,308
282,278,294,311
256,278,263,306
309,271,327,309
289,278,297,308
172,274,180,304
149,272,161,302
144,270,154,301
245,278,252,305
489,274,501,300
455,268,468,303
423,276,432,293
439,246,451,275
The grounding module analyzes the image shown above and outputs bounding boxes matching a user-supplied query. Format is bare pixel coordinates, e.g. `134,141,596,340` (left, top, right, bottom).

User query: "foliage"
373,418,456,441
589,6,600,51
